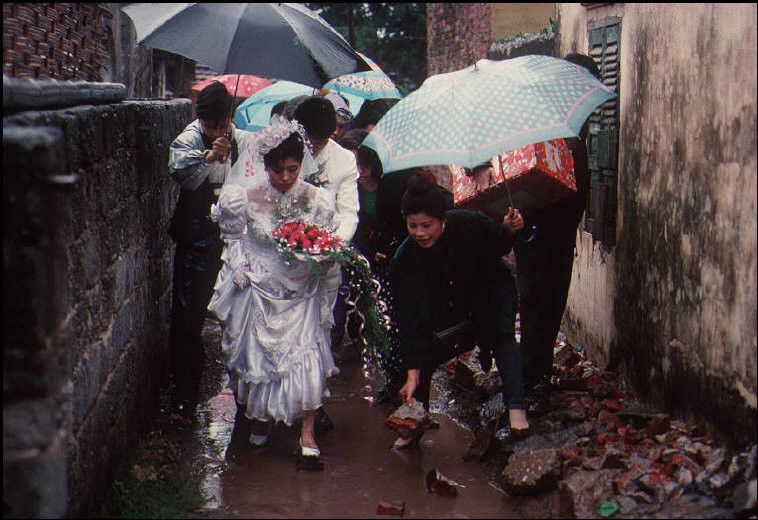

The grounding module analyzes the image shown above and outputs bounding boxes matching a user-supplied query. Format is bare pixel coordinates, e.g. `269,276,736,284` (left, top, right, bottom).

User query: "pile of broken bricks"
440,340,757,519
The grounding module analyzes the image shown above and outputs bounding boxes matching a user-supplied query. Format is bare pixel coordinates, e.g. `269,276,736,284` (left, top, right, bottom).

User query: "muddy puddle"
189,348,553,519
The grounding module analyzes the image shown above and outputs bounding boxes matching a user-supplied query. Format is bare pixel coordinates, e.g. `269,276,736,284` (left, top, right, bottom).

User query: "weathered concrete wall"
3,98,192,517
557,3,757,448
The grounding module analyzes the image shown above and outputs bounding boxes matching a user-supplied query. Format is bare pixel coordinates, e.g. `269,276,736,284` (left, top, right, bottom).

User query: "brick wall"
3,3,109,81
426,3,492,77
3,98,193,517
424,3,493,190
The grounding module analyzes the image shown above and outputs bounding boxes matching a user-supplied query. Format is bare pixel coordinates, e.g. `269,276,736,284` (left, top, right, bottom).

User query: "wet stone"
500,448,562,495
425,468,462,497
554,344,582,370
376,499,405,516
452,358,478,393
473,369,502,399
557,469,625,519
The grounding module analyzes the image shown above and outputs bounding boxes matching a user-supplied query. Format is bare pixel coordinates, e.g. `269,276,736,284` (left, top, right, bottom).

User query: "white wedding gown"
207,165,339,426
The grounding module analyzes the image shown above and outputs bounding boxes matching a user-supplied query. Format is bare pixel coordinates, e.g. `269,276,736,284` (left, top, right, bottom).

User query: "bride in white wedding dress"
207,115,339,460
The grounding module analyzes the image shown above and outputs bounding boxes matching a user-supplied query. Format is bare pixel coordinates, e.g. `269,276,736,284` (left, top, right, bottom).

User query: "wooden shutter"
585,23,620,246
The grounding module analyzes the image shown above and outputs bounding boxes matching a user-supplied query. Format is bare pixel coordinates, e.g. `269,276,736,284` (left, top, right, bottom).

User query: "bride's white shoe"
299,438,320,457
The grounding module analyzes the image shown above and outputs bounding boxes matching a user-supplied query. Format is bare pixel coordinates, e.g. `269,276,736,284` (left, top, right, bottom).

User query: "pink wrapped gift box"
456,139,576,218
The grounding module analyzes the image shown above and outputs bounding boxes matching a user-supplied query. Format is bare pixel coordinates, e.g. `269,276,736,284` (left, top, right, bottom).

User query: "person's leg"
300,409,319,454
248,417,272,446
315,265,345,433
491,283,529,431
170,245,221,412
514,230,553,386
539,226,577,352
169,245,197,410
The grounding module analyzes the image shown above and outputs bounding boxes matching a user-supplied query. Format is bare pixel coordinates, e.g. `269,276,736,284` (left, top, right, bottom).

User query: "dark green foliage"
306,3,427,95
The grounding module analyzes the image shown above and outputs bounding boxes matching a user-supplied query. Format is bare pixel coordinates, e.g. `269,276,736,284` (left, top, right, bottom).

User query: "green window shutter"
585,23,620,246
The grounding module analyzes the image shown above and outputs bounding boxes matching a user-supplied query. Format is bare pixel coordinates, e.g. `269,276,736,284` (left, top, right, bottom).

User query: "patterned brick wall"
426,3,492,77
3,3,109,80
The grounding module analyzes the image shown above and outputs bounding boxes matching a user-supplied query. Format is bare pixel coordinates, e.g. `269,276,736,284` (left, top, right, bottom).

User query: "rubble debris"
425,468,463,497
557,469,624,518
435,333,755,518
376,499,405,516
500,448,562,495
384,398,433,440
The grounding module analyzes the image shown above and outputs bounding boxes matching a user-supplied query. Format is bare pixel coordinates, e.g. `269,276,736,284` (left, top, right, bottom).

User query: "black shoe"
495,425,531,443
314,407,334,434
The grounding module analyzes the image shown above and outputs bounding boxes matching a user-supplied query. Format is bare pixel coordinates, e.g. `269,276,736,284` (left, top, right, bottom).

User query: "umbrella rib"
274,4,324,84
222,5,248,73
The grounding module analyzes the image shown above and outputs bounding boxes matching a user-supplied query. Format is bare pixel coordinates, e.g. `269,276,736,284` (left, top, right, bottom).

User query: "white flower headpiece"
256,114,309,159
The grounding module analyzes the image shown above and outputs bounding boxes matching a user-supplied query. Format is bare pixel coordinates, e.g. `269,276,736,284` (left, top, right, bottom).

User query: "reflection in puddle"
188,360,553,518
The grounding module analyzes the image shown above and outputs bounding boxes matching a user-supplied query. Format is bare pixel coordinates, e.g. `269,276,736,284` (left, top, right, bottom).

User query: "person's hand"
503,206,524,234
398,369,420,406
205,136,231,163
374,252,387,263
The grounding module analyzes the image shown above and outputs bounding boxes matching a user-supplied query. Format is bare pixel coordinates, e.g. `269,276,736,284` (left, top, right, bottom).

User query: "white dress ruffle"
208,181,339,426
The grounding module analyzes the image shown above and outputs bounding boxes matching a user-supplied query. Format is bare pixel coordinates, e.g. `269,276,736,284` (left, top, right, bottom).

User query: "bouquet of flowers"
273,221,342,258
271,220,392,388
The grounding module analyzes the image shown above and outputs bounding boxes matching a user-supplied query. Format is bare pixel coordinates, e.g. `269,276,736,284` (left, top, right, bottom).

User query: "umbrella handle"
503,180,516,211
502,181,538,244
229,75,241,123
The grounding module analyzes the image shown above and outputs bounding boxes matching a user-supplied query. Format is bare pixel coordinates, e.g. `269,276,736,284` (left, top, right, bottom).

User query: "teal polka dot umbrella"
363,55,617,173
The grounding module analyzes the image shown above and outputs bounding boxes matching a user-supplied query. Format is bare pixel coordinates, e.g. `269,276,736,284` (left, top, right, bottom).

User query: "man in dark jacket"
514,53,601,391
167,81,244,415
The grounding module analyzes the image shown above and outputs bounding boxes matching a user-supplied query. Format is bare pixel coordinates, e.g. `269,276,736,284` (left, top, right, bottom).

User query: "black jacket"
389,209,517,370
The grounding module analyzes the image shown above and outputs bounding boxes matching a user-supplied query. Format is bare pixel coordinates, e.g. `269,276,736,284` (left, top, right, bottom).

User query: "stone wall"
557,3,757,449
3,97,193,517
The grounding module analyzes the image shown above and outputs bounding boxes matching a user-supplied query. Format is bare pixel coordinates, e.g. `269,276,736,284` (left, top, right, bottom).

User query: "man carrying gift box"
514,53,601,393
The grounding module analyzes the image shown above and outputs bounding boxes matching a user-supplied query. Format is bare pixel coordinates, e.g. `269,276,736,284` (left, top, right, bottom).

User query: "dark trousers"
414,288,525,412
168,243,222,404
513,220,577,385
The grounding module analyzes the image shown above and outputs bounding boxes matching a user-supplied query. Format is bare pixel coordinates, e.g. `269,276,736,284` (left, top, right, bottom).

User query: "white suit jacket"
306,138,360,242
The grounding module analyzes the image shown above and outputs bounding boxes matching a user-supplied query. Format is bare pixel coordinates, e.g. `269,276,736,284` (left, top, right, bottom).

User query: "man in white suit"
295,96,360,432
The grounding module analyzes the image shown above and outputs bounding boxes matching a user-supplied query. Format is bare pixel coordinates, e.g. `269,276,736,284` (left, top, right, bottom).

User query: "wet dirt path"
189,332,553,519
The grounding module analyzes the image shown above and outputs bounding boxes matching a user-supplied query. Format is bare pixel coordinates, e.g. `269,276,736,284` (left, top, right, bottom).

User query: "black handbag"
433,320,477,353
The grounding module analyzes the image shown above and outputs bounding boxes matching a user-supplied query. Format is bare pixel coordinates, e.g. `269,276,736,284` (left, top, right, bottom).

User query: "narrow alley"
165,319,555,519
120,318,754,519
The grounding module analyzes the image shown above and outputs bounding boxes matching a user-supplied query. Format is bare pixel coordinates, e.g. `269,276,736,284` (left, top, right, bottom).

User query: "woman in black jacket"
390,175,530,448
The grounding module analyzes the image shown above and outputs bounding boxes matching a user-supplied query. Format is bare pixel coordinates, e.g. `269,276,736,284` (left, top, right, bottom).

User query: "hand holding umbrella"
503,206,524,235
503,183,538,243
